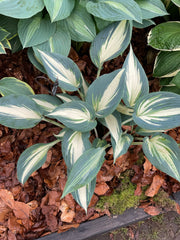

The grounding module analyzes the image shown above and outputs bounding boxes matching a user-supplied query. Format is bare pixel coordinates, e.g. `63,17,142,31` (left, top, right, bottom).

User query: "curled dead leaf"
144,206,161,216
94,182,110,196
145,175,164,197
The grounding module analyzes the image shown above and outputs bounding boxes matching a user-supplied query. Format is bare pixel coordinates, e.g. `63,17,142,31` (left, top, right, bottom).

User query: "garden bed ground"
0,26,180,240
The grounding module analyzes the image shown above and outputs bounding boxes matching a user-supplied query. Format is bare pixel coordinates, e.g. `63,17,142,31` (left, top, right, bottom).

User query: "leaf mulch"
0,27,180,240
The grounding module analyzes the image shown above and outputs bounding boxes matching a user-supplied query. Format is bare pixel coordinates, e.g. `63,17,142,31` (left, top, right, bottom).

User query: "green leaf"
153,51,180,78
47,101,97,132
33,21,71,58
0,0,44,19
9,35,22,53
148,21,180,51
143,134,180,182
0,77,34,96
31,94,62,115
38,50,83,91
135,0,168,19
135,126,166,136
133,19,155,29
56,93,80,103
0,95,42,129
171,72,180,88
0,15,18,39
0,42,6,54
0,27,9,42
94,17,113,32
90,20,132,69
61,147,106,198
18,13,56,48
133,92,180,130
86,0,142,23
172,0,180,7
65,3,96,42
44,0,75,22
86,69,125,118
1,39,11,50
122,45,149,107
161,86,180,95
17,140,59,184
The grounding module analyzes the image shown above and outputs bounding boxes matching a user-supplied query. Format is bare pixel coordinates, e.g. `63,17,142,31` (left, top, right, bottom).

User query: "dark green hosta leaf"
94,17,113,32
0,77,34,96
1,38,11,50
61,147,106,198
38,50,83,91
0,15,18,39
133,92,180,130
33,21,71,59
135,0,168,20
0,0,44,19
148,21,180,51
153,51,180,78
17,140,59,184
47,101,97,132
62,129,92,211
143,134,180,182
171,72,180,88
86,69,125,118
31,94,62,115
65,3,96,42
0,42,6,54
122,46,149,107
0,95,42,129
90,20,132,69
0,27,9,42
18,13,56,48
44,0,75,22
133,19,155,29
161,86,180,95
86,0,142,23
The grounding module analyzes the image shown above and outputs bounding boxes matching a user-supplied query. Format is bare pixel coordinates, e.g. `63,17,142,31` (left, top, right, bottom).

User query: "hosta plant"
0,20,180,212
0,0,168,69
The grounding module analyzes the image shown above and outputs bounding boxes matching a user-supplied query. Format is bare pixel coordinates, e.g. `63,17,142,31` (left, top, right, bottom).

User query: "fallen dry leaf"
175,203,180,215
0,200,11,222
58,223,79,233
143,157,152,174
0,189,15,209
94,182,110,196
13,201,30,220
145,175,165,197
134,183,142,196
144,206,161,216
59,200,75,223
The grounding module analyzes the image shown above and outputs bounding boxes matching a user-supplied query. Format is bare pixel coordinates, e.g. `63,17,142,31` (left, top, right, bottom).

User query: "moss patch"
153,189,176,210
96,170,147,215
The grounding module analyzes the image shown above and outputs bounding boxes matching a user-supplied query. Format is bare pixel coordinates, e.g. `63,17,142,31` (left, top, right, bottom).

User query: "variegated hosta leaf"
0,27,9,42
61,147,106,198
0,0,44,19
143,134,180,182
62,130,91,169
148,21,180,51
111,133,133,163
54,128,66,140
103,111,133,160
86,69,125,118
56,93,80,103
94,16,113,32
38,50,83,91
135,126,166,136
0,77,34,96
44,0,75,22
172,0,180,7
1,38,11,50
27,48,46,74
135,0,168,19
33,21,71,59
0,95,42,129
116,103,134,116
133,92,180,130
65,2,96,42
0,15,18,39
71,177,96,212
18,13,56,48
90,20,132,69
86,0,142,23
122,45,149,107
153,51,180,78
0,42,6,54
31,94,62,115
17,139,59,184
62,129,92,211
46,101,97,132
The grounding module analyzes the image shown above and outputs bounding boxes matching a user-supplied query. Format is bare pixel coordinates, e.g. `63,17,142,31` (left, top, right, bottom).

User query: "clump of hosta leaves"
0,20,180,212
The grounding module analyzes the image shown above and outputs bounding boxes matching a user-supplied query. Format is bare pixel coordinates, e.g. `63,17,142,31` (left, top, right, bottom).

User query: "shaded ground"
87,211,180,240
